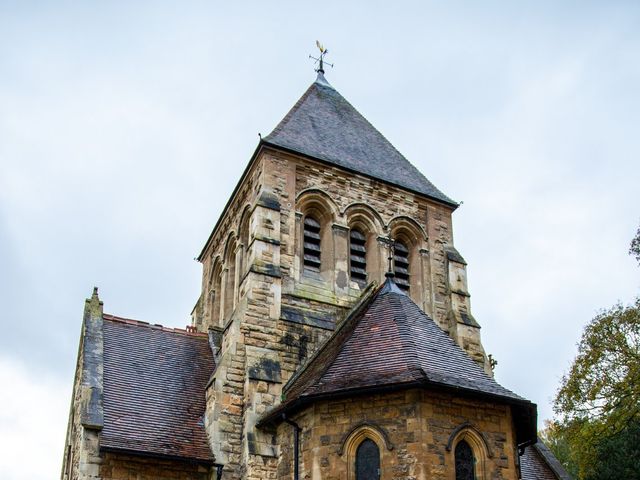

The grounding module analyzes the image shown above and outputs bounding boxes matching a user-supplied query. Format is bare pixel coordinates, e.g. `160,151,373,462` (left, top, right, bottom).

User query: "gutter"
99,446,214,466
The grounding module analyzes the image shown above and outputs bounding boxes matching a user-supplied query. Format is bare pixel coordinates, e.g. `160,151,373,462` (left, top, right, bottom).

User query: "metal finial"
309,40,334,74
380,235,396,278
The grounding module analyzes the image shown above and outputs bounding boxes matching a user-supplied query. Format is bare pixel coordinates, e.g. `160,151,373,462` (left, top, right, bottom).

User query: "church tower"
62,60,571,480
192,70,495,479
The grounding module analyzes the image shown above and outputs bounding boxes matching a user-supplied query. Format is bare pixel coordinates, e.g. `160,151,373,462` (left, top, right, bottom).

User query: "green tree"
549,224,640,479
539,420,579,478
555,298,640,432
631,223,640,266
585,419,640,480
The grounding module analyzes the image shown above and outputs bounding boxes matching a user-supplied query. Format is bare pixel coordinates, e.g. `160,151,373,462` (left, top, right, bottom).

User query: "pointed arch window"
303,216,322,271
393,240,410,291
355,439,380,480
349,228,367,286
455,440,476,480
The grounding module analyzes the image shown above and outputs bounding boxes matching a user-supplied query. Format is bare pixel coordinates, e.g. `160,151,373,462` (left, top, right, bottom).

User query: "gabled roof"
100,314,215,463
261,279,536,445
263,73,457,207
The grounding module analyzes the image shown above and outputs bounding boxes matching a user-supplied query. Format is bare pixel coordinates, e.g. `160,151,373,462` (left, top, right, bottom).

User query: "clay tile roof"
264,279,536,445
100,314,214,463
263,73,457,207
285,279,523,402
521,440,574,480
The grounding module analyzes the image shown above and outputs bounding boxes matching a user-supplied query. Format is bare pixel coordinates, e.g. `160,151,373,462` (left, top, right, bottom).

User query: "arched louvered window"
303,216,321,271
455,440,476,480
393,240,410,291
349,228,367,286
355,439,380,480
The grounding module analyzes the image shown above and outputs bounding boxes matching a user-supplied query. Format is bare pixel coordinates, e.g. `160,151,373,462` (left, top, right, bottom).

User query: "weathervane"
309,40,333,74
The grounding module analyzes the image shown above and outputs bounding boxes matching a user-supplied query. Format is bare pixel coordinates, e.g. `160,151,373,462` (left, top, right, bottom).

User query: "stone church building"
61,68,572,480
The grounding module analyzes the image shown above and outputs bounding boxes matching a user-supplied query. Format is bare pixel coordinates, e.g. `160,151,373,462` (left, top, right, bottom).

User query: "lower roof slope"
521,440,573,480
263,279,536,446
100,314,214,463
285,279,524,401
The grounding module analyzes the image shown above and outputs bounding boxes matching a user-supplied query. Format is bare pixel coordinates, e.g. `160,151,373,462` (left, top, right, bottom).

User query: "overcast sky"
1,2,639,479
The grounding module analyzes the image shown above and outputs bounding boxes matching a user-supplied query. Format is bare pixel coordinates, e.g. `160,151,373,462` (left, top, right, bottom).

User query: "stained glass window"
455,440,476,480
356,438,380,480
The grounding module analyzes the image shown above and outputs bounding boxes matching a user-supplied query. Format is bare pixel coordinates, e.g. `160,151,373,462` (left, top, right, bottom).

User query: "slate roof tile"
100,314,214,463
263,279,536,446
521,440,574,480
264,73,457,207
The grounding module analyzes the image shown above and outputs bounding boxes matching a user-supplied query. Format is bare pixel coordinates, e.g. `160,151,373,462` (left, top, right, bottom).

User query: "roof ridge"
391,293,427,381
102,313,208,338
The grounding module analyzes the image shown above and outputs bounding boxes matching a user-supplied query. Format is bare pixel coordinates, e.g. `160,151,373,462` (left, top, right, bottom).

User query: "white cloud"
0,357,70,480
1,0,639,466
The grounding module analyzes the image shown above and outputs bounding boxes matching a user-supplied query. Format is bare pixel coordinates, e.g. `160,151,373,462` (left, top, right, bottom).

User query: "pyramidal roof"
263,73,457,207
283,278,524,402
260,278,536,445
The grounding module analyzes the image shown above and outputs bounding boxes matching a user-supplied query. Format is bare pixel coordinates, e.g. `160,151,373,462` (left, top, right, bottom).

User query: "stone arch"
222,233,239,320
344,204,385,287
387,216,428,300
296,188,340,220
221,231,238,261
339,422,393,480
446,423,492,480
207,254,223,286
387,215,428,244
207,256,223,327
343,203,385,233
237,204,252,280
296,189,337,277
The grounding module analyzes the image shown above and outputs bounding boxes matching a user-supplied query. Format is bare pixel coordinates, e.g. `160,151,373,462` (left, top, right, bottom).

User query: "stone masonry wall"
197,145,490,479
98,453,210,480
277,389,519,480
61,290,105,480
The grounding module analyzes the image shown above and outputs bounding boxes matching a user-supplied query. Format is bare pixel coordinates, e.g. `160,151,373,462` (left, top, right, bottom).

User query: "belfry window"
393,240,410,291
349,228,367,286
355,438,380,480
455,440,476,480
303,216,322,271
